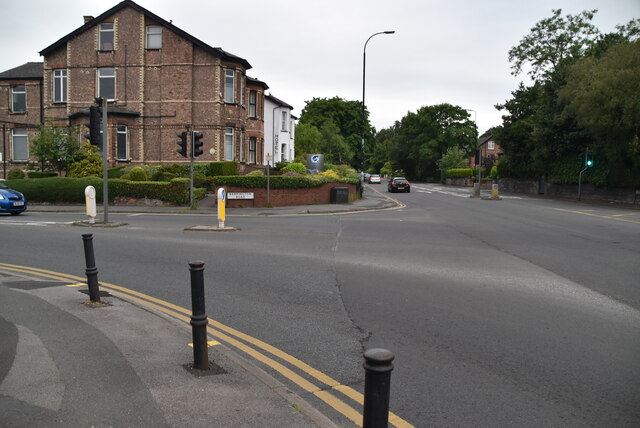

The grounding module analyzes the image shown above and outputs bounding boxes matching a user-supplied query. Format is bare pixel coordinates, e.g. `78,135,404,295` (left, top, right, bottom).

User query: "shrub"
445,168,474,178
7,177,103,203
320,169,340,180
151,171,176,182
108,166,127,178
280,162,307,174
121,166,150,181
210,174,358,189
246,170,264,177
282,171,302,177
7,168,25,179
490,165,498,178
27,171,58,179
207,161,238,176
68,144,102,177
330,164,359,179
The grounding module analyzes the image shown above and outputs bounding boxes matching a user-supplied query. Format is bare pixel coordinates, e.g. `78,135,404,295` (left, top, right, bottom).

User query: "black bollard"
363,348,395,428
189,261,209,370
81,233,101,303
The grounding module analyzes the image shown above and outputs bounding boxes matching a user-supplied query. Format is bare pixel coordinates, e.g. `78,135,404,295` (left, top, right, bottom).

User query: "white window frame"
249,137,257,164
224,127,234,161
146,25,162,49
249,91,257,118
488,141,495,150
99,22,114,51
53,69,67,103
11,128,28,161
98,67,116,101
224,69,235,103
11,85,26,113
116,125,128,161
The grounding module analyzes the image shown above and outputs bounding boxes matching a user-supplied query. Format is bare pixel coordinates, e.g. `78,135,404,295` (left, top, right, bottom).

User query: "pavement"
0,185,399,427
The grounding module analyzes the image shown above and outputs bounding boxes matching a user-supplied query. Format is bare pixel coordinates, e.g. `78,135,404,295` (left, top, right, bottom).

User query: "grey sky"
1,0,638,134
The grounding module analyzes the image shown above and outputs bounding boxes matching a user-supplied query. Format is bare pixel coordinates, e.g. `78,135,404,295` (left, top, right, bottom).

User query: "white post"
85,185,97,224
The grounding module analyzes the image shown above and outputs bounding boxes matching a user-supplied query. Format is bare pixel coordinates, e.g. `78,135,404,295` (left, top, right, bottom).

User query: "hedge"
5,177,204,204
445,168,474,178
210,175,358,189
27,171,58,179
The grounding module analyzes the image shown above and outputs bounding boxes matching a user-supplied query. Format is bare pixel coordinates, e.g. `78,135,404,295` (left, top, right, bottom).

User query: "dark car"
0,181,27,215
388,177,410,193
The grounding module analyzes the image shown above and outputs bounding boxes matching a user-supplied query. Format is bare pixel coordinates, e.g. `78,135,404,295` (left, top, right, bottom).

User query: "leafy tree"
31,119,82,175
298,97,373,169
294,122,324,156
68,143,102,177
437,146,469,172
320,120,353,165
508,9,600,80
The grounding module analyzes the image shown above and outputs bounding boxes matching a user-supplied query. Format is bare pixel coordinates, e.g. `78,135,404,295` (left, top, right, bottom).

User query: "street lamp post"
361,30,395,173
467,109,481,197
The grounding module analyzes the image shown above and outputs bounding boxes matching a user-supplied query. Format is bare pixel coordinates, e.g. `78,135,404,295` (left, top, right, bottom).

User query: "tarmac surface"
0,186,400,427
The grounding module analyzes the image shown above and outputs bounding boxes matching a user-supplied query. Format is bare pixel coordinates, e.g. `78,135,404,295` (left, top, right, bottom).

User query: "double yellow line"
0,262,413,428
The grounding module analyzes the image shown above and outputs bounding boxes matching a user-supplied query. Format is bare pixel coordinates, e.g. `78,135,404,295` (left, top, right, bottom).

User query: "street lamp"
466,109,481,197
361,30,395,173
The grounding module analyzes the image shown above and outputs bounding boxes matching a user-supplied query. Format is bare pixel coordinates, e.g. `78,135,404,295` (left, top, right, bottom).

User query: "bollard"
363,348,395,428
189,261,209,370
81,233,101,303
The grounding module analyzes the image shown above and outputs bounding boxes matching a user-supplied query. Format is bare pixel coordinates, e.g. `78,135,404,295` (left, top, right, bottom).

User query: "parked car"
388,177,411,193
368,174,381,184
0,182,27,215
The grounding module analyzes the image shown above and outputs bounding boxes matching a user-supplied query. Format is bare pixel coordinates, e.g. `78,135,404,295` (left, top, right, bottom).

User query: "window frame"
249,91,257,118
11,85,26,113
53,69,67,103
99,22,115,51
98,67,116,101
224,127,234,161
116,125,128,161
11,128,28,161
249,137,257,164
224,69,235,104
281,111,287,131
488,141,495,150
146,25,162,49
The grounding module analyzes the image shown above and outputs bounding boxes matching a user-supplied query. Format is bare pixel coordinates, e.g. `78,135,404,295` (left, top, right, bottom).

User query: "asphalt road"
1,184,639,427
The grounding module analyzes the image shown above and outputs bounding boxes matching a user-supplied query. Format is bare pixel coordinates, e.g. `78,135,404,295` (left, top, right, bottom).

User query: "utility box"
330,187,349,204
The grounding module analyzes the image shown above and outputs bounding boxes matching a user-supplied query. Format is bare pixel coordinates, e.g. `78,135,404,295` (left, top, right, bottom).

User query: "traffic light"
586,157,594,167
84,105,102,147
176,131,188,157
192,131,204,157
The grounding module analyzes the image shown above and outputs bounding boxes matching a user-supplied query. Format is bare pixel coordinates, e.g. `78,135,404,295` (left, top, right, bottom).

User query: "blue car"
0,181,27,215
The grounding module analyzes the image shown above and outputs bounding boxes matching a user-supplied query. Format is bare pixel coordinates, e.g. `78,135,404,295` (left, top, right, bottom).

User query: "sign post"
217,187,226,228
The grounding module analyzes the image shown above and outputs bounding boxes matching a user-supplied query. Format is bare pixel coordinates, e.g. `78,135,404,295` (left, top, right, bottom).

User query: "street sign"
228,192,254,200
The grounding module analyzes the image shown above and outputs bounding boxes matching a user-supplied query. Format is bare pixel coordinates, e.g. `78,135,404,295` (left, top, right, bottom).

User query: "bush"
246,170,264,177
151,171,176,182
7,177,103,203
320,169,340,180
121,166,150,181
108,166,127,178
7,168,25,179
280,162,307,174
207,161,238,176
445,168,474,178
210,174,358,189
27,171,57,179
68,144,102,177
490,165,498,178
282,171,302,177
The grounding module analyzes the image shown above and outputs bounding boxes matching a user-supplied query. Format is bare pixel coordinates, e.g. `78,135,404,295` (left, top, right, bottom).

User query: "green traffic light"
586,159,593,167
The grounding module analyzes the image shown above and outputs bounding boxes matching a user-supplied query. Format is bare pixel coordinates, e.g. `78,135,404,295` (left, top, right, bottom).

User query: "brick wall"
211,183,357,208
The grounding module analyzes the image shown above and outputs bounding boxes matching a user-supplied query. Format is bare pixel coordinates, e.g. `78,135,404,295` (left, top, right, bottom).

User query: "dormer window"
99,23,114,50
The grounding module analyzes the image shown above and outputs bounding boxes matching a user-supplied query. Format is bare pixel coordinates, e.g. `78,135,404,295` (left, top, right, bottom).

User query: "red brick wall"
211,183,357,208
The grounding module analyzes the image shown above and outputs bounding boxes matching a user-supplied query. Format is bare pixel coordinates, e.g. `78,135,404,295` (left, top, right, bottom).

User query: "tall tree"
31,120,82,175
508,9,600,81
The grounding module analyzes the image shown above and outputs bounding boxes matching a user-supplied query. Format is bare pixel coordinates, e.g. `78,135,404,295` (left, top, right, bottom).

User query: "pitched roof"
246,76,269,90
0,62,44,80
266,93,293,110
39,0,251,69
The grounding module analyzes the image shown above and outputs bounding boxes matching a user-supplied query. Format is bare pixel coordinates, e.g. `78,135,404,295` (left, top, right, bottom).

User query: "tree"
299,97,373,169
508,9,600,81
31,119,82,175
294,122,324,156
319,120,353,165
68,143,102,177
437,146,469,172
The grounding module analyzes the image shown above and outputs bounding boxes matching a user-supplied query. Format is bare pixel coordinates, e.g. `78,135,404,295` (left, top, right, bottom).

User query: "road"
1,183,639,427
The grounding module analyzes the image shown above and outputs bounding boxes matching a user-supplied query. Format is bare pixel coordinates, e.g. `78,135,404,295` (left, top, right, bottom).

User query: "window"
53,69,67,103
249,91,257,118
224,127,234,161
281,111,287,131
224,69,235,103
488,141,495,150
249,137,257,164
146,25,162,49
11,86,25,113
11,129,28,161
98,68,115,101
116,125,128,160
99,23,114,50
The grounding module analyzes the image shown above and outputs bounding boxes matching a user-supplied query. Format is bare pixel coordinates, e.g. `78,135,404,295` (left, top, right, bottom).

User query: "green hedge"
27,171,58,179
445,168,474,178
207,161,238,176
6,177,203,204
210,175,358,189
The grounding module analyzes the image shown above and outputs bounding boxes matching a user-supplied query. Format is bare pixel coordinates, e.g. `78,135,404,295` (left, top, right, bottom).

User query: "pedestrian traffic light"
192,131,204,157
176,131,188,157
84,105,102,147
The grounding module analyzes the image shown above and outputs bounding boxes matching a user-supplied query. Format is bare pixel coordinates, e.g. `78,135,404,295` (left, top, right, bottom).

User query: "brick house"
469,129,502,171
0,62,43,176
1,0,295,177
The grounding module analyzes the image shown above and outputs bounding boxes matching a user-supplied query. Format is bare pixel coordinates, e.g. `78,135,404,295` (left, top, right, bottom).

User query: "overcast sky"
1,0,638,134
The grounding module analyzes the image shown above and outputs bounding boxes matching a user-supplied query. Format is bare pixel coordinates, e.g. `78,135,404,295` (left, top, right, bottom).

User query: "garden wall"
213,182,357,208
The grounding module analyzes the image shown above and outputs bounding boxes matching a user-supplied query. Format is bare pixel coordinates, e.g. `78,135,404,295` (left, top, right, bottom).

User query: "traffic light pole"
189,127,195,210
101,98,109,224
578,148,589,202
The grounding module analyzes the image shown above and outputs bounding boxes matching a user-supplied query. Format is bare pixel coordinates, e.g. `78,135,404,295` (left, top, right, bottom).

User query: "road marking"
188,340,220,348
552,208,640,224
0,262,414,428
